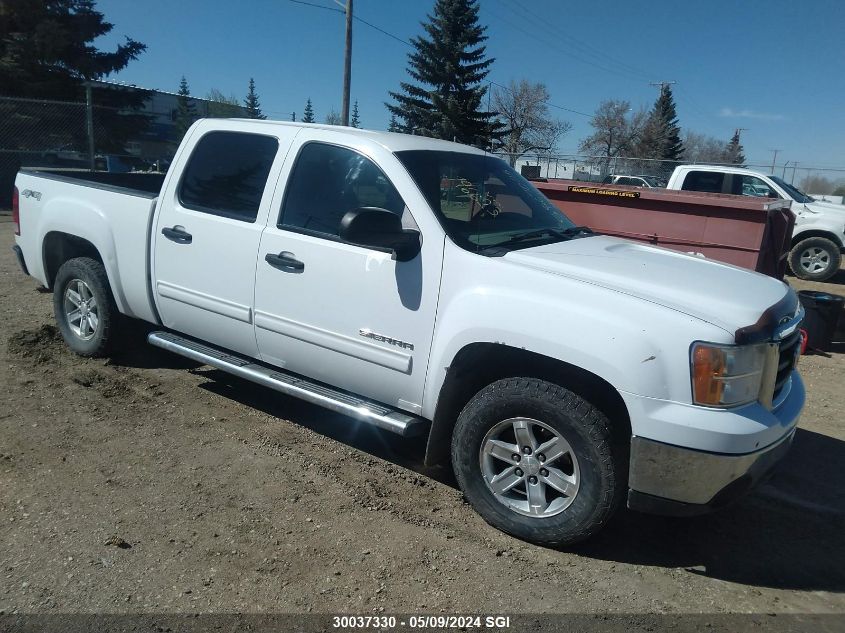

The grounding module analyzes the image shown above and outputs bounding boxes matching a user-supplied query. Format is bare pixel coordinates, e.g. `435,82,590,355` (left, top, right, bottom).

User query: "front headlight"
690,342,768,407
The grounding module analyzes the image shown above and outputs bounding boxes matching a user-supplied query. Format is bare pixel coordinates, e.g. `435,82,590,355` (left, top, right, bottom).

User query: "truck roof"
674,164,774,177
221,118,488,155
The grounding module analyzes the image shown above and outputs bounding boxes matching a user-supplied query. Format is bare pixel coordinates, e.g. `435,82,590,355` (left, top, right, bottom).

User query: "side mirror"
339,207,421,262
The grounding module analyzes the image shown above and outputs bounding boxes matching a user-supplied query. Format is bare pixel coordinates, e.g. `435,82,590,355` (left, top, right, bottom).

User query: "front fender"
421,245,730,420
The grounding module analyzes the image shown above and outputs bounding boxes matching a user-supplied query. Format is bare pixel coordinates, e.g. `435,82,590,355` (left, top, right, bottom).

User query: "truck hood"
802,200,845,217
505,235,791,337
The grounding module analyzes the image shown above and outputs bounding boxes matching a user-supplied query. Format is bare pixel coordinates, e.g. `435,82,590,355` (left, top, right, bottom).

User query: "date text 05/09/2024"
332,615,511,629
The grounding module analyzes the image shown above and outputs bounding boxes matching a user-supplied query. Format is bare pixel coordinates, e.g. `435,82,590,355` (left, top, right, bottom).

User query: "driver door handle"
265,251,305,272
161,226,192,244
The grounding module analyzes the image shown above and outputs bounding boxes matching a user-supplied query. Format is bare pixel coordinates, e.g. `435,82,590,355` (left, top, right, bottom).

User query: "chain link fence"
3,94,844,208
494,151,845,201
0,94,243,207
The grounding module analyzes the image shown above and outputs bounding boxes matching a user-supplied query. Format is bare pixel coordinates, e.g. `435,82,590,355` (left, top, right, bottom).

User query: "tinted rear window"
179,131,278,222
681,171,724,194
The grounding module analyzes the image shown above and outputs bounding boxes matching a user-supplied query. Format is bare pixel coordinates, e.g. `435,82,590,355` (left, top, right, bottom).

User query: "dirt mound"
7,324,63,363
71,367,132,398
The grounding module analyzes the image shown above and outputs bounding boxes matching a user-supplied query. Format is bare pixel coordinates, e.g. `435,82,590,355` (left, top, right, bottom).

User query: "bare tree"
493,80,571,166
579,100,647,162
801,175,835,195
325,108,342,125
205,89,241,118
682,131,727,163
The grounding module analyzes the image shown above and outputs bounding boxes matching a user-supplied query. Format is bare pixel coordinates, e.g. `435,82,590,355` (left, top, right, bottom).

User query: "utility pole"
649,80,677,94
85,84,95,171
340,0,353,126
791,161,798,184
291,112,296,122
769,149,780,174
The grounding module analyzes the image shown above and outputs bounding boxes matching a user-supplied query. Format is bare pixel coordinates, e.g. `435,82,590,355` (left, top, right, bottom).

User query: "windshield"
770,175,814,203
396,150,582,252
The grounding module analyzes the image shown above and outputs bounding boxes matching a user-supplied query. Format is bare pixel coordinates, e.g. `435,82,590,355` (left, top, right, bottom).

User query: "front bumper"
625,372,804,516
627,428,795,516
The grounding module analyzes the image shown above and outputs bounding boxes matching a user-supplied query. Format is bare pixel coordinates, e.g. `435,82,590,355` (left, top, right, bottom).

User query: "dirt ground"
1,215,844,617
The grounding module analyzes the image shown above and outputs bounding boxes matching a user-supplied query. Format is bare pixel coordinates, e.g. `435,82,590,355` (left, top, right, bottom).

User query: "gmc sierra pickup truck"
11,120,805,546
667,164,845,282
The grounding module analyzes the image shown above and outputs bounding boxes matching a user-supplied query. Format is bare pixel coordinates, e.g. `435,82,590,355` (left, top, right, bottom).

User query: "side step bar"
147,331,427,437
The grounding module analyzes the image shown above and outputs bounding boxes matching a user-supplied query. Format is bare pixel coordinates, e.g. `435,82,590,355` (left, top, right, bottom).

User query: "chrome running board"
147,331,427,437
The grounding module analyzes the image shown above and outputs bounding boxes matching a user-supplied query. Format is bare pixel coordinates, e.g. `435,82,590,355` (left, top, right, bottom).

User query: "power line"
508,0,654,80
285,0,593,118
483,2,642,83
286,0,412,46
649,81,677,92
498,0,653,82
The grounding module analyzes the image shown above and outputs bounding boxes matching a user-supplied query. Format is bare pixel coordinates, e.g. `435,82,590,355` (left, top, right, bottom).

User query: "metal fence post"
85,85,95,171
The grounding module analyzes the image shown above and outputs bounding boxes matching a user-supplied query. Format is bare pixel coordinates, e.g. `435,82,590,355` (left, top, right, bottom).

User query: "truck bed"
14,169,161,324
19,169,166,198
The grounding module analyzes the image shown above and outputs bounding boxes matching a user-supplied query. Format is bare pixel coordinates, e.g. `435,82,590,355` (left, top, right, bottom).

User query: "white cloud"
719,107,786,121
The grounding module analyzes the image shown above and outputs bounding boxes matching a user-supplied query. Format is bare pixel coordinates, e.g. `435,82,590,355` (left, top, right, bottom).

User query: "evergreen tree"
0,0,146,100
387,114,401,132
243,78,266,119
302,98,315,123
0,0,150,206
387,0,504,146
350,101,361,128
723,129,746,166
635,85,683,173
175,76,198,140
653,85,683,162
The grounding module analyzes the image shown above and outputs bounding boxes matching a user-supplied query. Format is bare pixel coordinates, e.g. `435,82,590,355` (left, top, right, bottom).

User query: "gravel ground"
1,216,844,617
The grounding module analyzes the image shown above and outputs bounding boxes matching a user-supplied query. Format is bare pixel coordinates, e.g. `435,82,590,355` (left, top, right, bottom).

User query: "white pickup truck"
667,165,845,282
11,120,805,546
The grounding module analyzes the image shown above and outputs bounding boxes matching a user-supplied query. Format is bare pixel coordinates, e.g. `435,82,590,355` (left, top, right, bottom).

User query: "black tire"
789,237,842,281
52,257,119,357
451,378,623,547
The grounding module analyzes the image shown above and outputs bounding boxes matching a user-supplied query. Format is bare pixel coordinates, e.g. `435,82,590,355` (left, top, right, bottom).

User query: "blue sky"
95,0,845,168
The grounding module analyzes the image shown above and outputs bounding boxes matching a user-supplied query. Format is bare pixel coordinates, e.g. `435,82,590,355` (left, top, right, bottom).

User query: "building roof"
88,79,220,103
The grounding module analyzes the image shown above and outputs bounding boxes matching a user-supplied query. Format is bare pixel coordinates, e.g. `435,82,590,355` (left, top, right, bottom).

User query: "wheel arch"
424,342,632,467
42,231,104,289
791,230,843,249
41,231,128,315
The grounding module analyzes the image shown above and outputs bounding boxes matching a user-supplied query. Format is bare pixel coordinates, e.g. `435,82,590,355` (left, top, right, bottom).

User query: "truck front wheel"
789,237,841,281
52,257,118,357
451,378,623,547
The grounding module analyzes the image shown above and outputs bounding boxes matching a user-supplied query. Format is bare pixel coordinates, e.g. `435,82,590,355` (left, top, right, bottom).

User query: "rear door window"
681,171,725,194
179,131,279,222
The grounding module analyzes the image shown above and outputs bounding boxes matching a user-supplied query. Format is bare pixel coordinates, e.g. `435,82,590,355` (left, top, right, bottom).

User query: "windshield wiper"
490,225,594,249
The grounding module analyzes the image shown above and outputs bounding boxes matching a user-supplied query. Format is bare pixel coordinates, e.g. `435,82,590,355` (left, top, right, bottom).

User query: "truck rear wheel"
451,378,623,547
789,237,841,281
52,257,118,357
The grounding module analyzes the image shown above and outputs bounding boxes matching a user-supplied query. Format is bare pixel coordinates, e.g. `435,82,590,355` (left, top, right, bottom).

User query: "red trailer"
534,179,795,279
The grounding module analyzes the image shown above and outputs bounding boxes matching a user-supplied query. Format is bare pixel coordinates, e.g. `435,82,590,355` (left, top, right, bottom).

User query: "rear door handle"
162,226,192,244
265,251,305,272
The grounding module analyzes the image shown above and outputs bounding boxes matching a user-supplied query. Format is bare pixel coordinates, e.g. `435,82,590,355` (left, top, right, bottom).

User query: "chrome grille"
774,330,801,397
